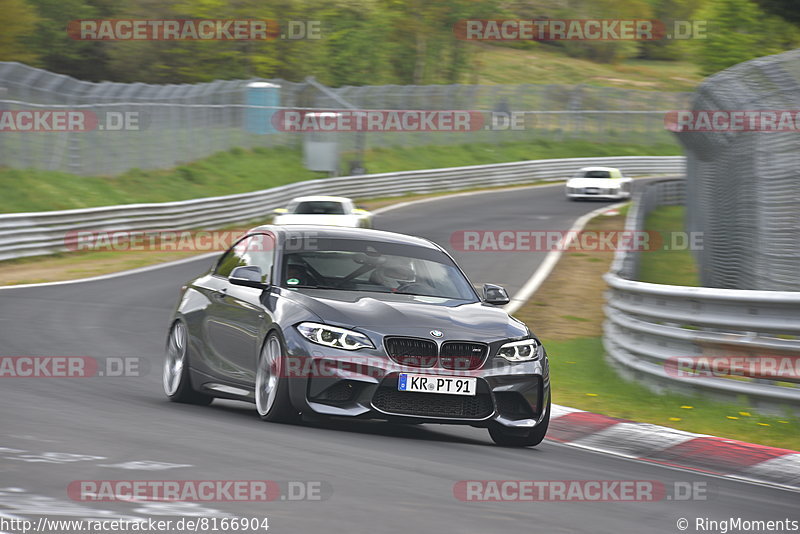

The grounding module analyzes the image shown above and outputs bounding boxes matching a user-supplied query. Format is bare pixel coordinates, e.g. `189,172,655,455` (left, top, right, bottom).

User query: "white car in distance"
272,196,373,228
565,167,632,200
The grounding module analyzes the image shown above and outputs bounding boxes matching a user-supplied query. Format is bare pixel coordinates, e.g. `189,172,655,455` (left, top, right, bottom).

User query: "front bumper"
283,328,550,430
566,189,628,200
567,194,625,200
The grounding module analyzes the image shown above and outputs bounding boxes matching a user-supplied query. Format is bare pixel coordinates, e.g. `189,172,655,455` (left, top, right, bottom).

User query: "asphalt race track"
0,181,796,533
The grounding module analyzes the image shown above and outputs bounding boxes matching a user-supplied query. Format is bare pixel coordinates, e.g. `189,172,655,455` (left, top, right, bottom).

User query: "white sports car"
565,167,632,200
272,196,373,228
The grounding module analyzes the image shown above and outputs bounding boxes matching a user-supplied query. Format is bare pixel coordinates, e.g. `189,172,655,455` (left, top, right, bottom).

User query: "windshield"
292,201,346,215
280,237,477,301
581,170,612,178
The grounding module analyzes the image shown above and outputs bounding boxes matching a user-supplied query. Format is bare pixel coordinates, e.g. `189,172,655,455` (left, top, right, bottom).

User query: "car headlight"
296,322,374,350
497,338,540,362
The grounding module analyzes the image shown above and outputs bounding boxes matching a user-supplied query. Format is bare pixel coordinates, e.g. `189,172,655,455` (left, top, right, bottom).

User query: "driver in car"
370,259,416,291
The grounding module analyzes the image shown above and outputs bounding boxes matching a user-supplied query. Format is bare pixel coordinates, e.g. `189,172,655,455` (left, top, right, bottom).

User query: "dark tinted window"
280,237,477,301
584,170,611,178
214,236,249,278
214,233,275,282
293,201,346,215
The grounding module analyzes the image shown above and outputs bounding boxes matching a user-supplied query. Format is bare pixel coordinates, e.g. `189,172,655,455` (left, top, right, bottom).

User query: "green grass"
0,140,680,214
561,315,590,322
354,140,679,174
471,43,703,92
638,205,700,286
0,146,320,214
547,337,799,450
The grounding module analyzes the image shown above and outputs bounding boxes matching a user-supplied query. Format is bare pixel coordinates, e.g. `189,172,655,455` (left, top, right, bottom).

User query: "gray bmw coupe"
163,225,550,446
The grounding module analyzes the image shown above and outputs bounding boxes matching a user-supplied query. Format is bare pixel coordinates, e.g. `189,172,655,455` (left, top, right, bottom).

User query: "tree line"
1,0,797,85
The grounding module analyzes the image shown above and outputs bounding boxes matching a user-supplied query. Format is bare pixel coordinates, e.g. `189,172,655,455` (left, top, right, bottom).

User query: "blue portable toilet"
244,81,280,134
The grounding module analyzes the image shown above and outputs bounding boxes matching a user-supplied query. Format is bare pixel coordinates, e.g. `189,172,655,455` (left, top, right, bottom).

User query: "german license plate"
398,373,476,396
585,187,599,193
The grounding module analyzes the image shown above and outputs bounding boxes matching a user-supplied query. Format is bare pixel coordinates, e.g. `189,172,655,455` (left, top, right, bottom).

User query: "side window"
214,236,250,278
241,233,276,283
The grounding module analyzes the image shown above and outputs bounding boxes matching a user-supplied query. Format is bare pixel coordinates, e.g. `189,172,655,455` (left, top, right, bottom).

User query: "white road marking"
8,435,58,443
503,201,628,315
5,452,105,464
0,253,219,290
98,460,192,471
0,488,142,521
133,502,232,517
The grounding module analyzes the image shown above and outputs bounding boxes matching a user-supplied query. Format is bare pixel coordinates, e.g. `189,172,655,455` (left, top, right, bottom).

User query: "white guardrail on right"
603,179,800,415
0,156,683,261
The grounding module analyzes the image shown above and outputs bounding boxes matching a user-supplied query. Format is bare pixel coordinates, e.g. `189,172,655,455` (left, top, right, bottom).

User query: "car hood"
282,289,528,340
567,178,621,188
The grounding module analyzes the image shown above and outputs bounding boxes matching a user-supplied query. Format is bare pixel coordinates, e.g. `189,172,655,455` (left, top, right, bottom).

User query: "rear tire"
255,332,300,423
489,393,550,447
163,321,213,405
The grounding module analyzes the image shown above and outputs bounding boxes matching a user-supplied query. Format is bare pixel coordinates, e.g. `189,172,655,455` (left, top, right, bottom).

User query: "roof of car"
577,166,620,172
249,224,442,250
288,196,352,203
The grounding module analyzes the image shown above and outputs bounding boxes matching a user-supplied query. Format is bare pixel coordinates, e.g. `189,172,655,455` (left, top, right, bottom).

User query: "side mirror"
273,208,288,215
230,266,268,289
483,283,510,306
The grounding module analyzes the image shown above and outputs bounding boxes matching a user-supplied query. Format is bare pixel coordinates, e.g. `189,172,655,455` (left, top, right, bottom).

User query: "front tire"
489,393,550,447
255,332,300,423
163,321,213,405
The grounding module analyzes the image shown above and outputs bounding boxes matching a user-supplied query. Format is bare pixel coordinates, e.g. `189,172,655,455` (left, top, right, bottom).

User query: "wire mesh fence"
675,49,800,291
0,62,690,177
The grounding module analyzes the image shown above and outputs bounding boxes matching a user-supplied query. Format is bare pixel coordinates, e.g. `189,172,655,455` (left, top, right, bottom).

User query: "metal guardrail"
0,156,683,261
604,180,800,414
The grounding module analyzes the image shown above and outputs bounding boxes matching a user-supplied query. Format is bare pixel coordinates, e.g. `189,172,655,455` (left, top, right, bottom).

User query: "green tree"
105,0,282,83
23,0,118,81
0,0,40,64
312,1,395,86
548,0,653,64
688,0,798,75
639,0,705,60
376,0,499,84
754,0,800,26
